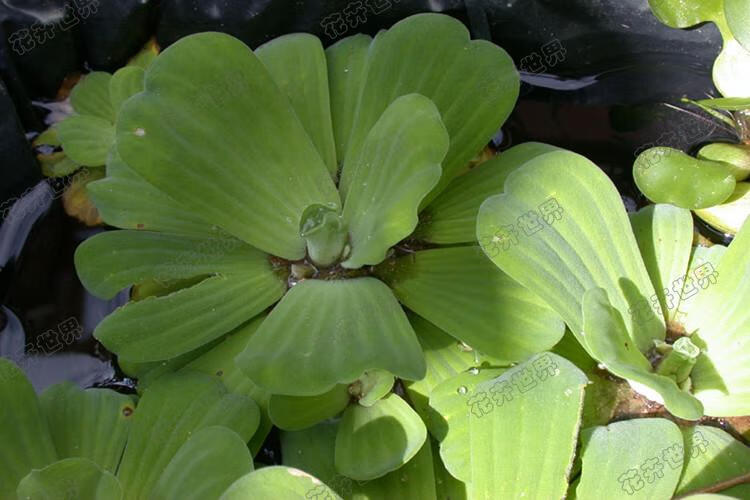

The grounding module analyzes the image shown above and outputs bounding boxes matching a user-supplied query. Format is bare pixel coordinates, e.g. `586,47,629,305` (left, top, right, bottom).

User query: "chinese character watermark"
320,0,400,40
618,431,709,494
518,39,567,75
8,1,99,56
465,354,560,418
479,197,564,257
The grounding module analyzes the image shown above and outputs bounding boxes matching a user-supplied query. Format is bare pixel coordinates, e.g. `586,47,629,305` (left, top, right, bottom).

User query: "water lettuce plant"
72,12,575,485
478,147,750,419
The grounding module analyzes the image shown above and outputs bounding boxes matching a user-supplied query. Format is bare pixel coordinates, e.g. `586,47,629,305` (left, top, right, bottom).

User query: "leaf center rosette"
73,13,574,481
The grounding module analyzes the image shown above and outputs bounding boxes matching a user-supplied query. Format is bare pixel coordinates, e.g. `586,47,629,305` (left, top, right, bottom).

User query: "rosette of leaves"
74,13,570,482
32,43,157,225
478,147,750,420
649,0,750,98
632,101,750,235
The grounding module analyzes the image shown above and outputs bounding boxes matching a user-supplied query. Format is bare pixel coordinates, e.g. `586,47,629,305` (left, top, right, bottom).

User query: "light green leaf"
237,277,425,396
477,149,663,353
698,143,750,181
427,367,507,480
109,66,145,114
695,182,750,235
282,423,439,499
714,37,750,98
74,229,275,299
404,314,509,430
256,33,337,175
685,219,750,416
71,72,115,121
40,153,80,178
182,315,272,455
0,359,57,498
57,114,114,166
381,244,565,362
431,353,586,497
630,204,694,324
575,418,683,499
339,13,519,204
94,273,283,363
341,94,446,268
725,0,750,51
676,425,750,495
634,147,736,209
87,150,218,236
16,458,122,500
582,288,703,420
356,370,394,407
326,34,371,166
116,32,339,260
39,383,134,473
694,96,750,110
674,244,727,324
431,439,470,500
415,142,560,244
335,393,427,480
269,384,350,431
648,0,723,27
220,467,341,500
117,372,259,499
151,426,254,500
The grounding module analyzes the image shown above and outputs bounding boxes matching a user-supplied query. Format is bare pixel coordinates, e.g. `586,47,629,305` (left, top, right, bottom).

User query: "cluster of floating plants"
2,6,750,500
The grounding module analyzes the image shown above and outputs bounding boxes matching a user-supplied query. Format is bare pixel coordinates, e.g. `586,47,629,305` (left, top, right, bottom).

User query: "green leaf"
685,219,750,415
695,182,750,235
582,288,703,420
88,150,218,236
674,244,727,324
634,147,736,210
181,315,272,455
39,383,134,473
725,0,750,51
379,246,565,362
403,314,509,430
237,277,425,396
151,426,254,500
282,423,439,499
116,32,339,260
477,149,663,353
326,34,371,167
57,114,114,166
575,418,683,499
71,72,115,121
713,37,750,98
335,393,427,480
427,367,507,480
109,66,145,113
40,153,80,178
117,372,260,499
0,359,57,498
694,96,750,110
430,353,586,497
431,439,470,500
698,143,750,181
95,273,283,362
630,204,694,324
676,425,750,495
74,229,275,299
341,94,447,268
16,458,122,500
256,34,337,176
415,142,560,244
648,0,722,27
268,384,350,431
339,13,519,204
219,467,341,500
356,369,395,407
